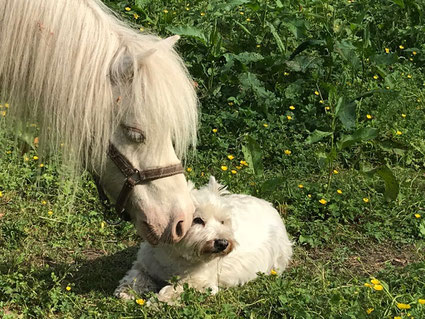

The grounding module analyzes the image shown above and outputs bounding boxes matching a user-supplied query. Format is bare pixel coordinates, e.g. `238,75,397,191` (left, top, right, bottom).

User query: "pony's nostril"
214,239,229,252
175,220,184,238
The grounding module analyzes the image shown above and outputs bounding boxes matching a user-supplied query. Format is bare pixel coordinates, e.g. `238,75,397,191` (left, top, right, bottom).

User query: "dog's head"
175,177,235,261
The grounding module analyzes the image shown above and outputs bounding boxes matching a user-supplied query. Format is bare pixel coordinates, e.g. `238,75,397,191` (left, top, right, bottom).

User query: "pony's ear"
136,48,157,64
208,176,229,195
110,49,157,84
160,35,180,48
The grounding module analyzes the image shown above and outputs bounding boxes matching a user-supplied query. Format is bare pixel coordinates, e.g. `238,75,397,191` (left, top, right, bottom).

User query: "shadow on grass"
71,246,139,296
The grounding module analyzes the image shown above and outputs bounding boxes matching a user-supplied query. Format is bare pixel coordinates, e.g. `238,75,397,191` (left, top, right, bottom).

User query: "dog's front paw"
157,285,183,303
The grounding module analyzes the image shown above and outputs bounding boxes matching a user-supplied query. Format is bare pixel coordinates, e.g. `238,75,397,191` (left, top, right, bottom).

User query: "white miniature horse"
0,0,198,244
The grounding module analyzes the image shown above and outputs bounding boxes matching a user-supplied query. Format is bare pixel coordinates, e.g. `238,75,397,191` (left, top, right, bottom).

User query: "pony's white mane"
0,0,197,170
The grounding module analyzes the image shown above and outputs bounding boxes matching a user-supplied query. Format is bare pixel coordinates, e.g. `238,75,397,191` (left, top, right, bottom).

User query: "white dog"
115,176,292,302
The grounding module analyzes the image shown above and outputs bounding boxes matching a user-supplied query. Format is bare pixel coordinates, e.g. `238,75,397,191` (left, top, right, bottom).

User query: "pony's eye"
221,221,224,225
121,124,145,143
193,217,205,226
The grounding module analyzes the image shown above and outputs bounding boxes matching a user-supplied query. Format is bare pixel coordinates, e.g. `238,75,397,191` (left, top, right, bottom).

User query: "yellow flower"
33,156,39,160
397,303,411,310
263,123,268,128
298,184,304,189
410,57,414,61
163,9,168,13
125,7,131,11
401,113,406,118
314,90,320,96
41,200,47,205
186,7,190,11
239,11,244,15
307,194,312,198
284,149,291,155
363,197,369,203
385,48,390,53
236,165,242,170
337,189,342,194
373,284,383,291
407,74,412,79
240,160,248,166
227,155,235,160
221,165,228,171
256,44,261,48
333,169,339,174
412,51,417,55
289,105,295,110
418,299,425,304
287,115,292,120
366,308,374,314
0,191,3,197
48,210,53,216
373,75,378,80
364,283,373,288
319,199,327,205
66,286,71,291
399,45,405,50
101,221,105,229
212,128,218,133
1,111,6,117
270,269,277,275
325,106,330,111
139,27,144,32
394,317,402,319
39,163,44,168
136,298,146,306
246,18,252,22
366,114,373,119
231,170,237,174
371,279,380,285
284,72,290,76
186,167,193,172
396,130,402,135
228,102,234,106
200,12,206,16
4,103,9,108
133,13,139,19
415,214,421,218
319,100,324,104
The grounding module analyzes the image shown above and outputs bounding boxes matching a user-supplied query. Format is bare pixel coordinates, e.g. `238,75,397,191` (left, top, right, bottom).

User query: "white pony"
0,0,198,243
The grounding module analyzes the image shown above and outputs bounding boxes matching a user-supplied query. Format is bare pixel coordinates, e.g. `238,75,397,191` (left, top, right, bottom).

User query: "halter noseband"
94,143,184,224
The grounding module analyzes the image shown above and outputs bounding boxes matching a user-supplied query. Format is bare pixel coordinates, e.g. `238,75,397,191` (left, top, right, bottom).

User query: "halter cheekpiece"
94,143,184,224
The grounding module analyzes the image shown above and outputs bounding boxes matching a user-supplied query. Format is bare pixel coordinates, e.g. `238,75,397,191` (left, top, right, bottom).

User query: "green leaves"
365,165,399,202
306,130,333,144
242,136,263,177
166,26,208,44
338,127,379,149
335,97,356,130
267,22,285,54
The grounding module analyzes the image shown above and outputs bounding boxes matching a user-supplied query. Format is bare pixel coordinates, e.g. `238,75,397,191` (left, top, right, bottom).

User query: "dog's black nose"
214,239,229,252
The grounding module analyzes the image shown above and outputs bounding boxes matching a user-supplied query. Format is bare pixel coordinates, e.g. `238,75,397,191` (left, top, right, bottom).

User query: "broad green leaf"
338,127,378,149
267,22,285,54
365,165,399,201
391,0,405,8
242,136,264,177
305,130,333,144
336,97,356,129
166,26,207,44
335,40,360,70
134,0,149,9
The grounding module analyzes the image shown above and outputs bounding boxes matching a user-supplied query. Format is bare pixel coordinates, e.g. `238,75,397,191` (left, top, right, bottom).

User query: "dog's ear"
208,176,229,195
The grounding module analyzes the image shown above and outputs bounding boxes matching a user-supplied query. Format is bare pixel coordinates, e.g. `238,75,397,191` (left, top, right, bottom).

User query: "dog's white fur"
115,176,292,302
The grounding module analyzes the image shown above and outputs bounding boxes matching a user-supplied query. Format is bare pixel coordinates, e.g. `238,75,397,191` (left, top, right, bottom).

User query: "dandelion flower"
319,199,327,205
284,72,290,76
41,200,47,205
221,166,228,171
287,115,292,120
373,284,383,291
33,156,39,160
228,102,234,106
307,194,312,198
337,189,343,194
314,90,320,96
227,155,235,160
1,111,6,117
412,51,417,55
66,286,71,291
125,7,131,11
200,12,206,16
333,169,339,174
373,75,378,80
319,100,324,104
246,18,252,22
396,130,402,135
401,113,406,118
263,123,268,128
407,74,412,79
397,303,411,310
212,128,218,133
270,269,277,275
415,214,421,218
48,210,53,216
133,13,139,19
363,197,369,203
366,308,374,314
240,160,248,166
0,191,3,197
418,299,425,305
289,105,295,110
325,106,330,111
371,279,380,285
394,317,402,319
231,170,237,174
236,165,242,170
366,114,373,119
256,44,261,48
101,221,105,229
186,167,193,172
39,164,44,168
399,45,405,50
364,283,373,288
239,11,244,15
4,103,9,108
385,48,390,53
284,149,291,155
298,184,304,188
136,298,146,306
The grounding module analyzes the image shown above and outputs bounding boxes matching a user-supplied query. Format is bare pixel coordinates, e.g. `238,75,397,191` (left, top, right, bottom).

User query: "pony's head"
99,35,198,244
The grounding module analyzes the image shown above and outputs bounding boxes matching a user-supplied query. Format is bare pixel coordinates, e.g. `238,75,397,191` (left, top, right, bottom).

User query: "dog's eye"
193,217,205,226
221,221,224,224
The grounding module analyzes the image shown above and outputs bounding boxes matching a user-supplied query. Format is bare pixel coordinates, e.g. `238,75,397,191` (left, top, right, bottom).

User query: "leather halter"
94,143,184,224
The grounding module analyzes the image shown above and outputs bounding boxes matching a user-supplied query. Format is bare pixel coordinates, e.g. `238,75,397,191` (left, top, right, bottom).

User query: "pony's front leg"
115,268,159,300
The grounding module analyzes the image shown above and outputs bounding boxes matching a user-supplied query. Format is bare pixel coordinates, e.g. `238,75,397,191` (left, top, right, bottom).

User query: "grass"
1,0,425,318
